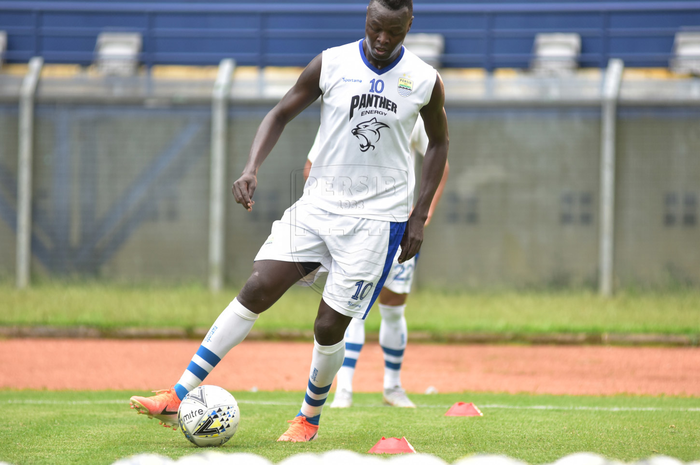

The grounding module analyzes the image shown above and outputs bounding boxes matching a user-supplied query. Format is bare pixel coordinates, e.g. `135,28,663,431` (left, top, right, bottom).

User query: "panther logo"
351,117,390,152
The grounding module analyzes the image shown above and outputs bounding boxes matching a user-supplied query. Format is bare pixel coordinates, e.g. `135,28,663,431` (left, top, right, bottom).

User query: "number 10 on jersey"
369,79,384,93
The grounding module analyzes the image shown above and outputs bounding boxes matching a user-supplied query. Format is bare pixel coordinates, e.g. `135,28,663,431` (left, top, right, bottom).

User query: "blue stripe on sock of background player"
381,346,404,357
385,361,402,370
346,342,363,352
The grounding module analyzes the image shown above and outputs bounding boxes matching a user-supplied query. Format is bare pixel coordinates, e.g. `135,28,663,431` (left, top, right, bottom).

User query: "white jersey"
303,39,437,222
308,114,428,163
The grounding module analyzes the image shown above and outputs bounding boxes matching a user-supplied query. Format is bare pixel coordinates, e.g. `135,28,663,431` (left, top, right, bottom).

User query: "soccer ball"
177,385,240,447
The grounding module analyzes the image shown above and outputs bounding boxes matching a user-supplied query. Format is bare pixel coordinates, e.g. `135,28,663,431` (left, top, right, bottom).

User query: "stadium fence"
0,60,699,293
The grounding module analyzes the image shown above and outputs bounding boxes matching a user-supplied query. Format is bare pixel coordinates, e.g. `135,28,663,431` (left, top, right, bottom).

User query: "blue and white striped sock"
174,298,258,400
298,338,345,425
334,317,365,393
379,303,407,389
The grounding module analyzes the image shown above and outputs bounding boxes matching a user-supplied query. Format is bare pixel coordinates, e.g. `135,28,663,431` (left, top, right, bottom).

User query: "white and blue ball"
177,385,240,447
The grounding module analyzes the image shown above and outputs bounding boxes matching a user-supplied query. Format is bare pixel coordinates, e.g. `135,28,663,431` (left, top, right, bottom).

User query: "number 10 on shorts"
352,280,374,300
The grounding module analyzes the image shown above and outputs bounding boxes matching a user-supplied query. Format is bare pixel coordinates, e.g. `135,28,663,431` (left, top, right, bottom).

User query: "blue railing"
1,2,700,69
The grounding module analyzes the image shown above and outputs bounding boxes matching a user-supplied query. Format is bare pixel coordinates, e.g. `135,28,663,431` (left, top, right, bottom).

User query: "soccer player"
129,0,449,443
303,117,450,409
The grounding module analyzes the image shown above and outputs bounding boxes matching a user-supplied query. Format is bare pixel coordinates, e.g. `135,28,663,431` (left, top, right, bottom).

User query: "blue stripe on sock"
342,358,357,368
297,411,321,426
345,342,363,352
186,361,209,381
381,346,405,357
304,393,327,407
385,361,402,370
174,384,189,401
307,380,332,395
196,345,221,367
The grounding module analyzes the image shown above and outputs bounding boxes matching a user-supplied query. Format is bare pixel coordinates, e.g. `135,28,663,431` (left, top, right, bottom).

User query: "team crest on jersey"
398,77,413,97
351,117,389,152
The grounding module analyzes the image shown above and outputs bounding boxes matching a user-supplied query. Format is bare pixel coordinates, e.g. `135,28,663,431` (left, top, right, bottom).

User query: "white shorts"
254,199,406,319
383,249,417,295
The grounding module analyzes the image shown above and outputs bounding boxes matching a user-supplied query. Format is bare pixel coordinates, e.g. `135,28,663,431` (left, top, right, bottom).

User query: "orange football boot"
129,387,181,430
277,415,319,442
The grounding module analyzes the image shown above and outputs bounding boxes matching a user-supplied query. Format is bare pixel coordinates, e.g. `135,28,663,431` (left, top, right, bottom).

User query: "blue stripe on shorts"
363,221,406,319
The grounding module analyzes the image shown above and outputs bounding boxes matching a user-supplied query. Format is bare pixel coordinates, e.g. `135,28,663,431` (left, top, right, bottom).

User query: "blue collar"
359,39,405,75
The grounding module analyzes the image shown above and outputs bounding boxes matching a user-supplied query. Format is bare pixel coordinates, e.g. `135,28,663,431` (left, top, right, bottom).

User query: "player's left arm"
398,73,449,263
303,159,313,182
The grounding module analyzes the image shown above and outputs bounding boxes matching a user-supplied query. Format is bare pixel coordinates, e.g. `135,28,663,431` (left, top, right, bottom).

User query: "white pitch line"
6,399,128,405
4,399,700,412
476,404,700,412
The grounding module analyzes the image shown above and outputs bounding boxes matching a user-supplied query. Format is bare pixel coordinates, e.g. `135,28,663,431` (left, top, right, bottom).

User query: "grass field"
2,283,700,338
1,390,699,465
2,283,699,464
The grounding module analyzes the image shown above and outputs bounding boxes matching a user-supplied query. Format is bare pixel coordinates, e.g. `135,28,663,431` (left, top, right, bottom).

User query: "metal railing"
2,59,700,292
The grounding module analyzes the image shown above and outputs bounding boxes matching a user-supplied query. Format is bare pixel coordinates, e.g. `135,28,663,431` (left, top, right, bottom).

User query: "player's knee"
238,274,277,313
379,287,408,306
379,304,405,323
314,311,351,346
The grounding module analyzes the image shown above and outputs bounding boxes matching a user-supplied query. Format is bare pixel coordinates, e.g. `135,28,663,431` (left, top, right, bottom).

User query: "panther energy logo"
351,118,389,152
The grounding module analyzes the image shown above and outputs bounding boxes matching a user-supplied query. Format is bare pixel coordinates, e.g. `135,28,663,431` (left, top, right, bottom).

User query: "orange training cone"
445,402,483,417
368,436,416,454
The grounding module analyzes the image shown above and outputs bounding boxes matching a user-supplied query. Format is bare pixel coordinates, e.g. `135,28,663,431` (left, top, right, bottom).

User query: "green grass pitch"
1,390,699,465
2,283,699,338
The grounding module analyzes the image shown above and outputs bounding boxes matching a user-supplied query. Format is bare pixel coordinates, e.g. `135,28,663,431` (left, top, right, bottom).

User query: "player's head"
364,0,413,65
370,0,413,14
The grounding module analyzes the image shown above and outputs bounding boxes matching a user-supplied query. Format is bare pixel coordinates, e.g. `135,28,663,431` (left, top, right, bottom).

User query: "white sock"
379,303,407,390
298,338,345,425
174,298,258,399
335,317,365,393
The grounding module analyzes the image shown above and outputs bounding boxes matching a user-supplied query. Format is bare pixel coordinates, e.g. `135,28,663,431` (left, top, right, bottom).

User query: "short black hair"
370,0,413,14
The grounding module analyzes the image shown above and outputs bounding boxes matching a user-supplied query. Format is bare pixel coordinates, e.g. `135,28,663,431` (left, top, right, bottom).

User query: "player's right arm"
232,54,323,211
